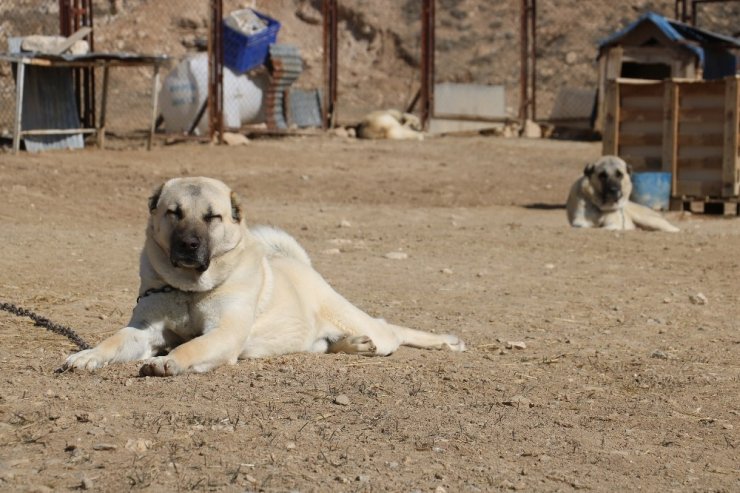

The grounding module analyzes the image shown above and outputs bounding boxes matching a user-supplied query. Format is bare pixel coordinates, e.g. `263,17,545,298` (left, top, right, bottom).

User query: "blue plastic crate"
223,10,280,73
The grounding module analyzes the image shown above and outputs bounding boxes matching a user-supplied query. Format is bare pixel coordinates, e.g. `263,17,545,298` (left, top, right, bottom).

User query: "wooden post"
602,79,619,155
12,61,26,154
662,80,679,195
722,76,739,197
148,64,160,151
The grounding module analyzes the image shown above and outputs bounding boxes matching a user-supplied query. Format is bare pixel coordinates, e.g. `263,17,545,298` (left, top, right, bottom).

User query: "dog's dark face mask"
584,158,632,209
169,215,211,272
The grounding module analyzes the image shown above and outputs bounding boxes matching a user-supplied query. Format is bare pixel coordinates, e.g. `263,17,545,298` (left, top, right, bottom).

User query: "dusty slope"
0,136,738,491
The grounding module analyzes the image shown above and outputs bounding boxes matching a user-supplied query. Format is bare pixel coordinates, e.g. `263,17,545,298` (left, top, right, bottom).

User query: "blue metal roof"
598,11,740,66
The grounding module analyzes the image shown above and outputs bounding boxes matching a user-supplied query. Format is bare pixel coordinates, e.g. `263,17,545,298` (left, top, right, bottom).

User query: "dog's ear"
148,183,164,213
230,191,243,223
583,162,596,177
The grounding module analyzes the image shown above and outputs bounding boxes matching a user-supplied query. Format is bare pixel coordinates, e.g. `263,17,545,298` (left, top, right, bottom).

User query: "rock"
176,14,205,30
125,438,152,453
544,263,555,269
689,293,708,305
80,476,93,490
503,395,533,408
384,251,408,260
333,394,350,406
435,486,447,493
331,126,350,138
296,2,323,25
322,248,341,255
565,51,578,64
245,474,257,483
93,443,117,451
441,268,453,274
650,349,668,359
356,475,370,483
338,219,352,228
222,132,249,146
506,341,527,350
521,119,542,138
286,441,296,450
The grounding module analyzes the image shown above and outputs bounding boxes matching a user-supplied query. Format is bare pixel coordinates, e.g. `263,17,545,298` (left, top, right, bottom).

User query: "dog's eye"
204,214,222,223
598,171,608,180
615,170,623,179
166,208,182,219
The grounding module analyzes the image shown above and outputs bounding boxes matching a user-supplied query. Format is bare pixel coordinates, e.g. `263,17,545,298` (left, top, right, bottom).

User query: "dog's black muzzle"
601,180,623,204
170,228,210,272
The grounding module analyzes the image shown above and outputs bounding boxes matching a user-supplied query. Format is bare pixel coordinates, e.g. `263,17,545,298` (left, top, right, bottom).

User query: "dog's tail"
251,225,312,266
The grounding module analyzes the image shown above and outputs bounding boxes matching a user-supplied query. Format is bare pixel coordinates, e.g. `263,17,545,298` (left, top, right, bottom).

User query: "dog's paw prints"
64,349,109,371
139,357,183,377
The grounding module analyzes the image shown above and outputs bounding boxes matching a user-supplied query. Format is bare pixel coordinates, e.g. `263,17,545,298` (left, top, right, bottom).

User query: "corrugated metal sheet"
266,44,303,129
8,37,84,152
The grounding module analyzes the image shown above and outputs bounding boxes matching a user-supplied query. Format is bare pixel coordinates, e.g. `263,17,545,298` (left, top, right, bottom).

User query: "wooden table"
0,52,168,153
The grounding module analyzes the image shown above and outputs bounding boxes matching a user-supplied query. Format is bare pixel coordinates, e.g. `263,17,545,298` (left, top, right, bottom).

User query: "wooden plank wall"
673,80,728,197
604,76,740,199
603,79,664,171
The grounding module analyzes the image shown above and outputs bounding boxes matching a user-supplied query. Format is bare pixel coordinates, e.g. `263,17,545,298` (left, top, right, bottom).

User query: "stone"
384,251,408,260
334,394,350,406
689,293,708,305
222,132,249,146
521,119,542,138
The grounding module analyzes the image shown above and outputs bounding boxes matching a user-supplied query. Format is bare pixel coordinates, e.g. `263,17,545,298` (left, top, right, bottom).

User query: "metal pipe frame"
420,0,435,130
322,0,338,129
519,0,536,121
676,0,740,25
208,0,224,142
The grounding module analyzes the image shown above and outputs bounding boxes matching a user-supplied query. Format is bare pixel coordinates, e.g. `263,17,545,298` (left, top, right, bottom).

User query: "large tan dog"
64,177,464,376
356,109,424,140
566,155,679,232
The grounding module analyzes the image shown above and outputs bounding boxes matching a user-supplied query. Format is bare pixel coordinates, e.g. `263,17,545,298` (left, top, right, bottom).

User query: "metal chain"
0,302,91,350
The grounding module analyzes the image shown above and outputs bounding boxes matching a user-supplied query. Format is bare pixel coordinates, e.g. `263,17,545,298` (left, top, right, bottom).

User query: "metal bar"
530,0,536,120
519,0,528,121
148,65,160,151
97,64,109,149
12,62,26,154
322,0,338,129
21,128,97,136
208,0,224,142
420,0,435,129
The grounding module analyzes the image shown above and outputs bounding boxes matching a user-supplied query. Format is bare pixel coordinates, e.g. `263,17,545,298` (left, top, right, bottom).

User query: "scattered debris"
440,268,453,274
384,251,408,260
503,395,533,408
506,341,527,350
338,219,352,228
125,438,153,453
650,349,669,359
322,248,341,255
689,293,708,305
92,443,117,451
333,394,350,406
222,132,249,146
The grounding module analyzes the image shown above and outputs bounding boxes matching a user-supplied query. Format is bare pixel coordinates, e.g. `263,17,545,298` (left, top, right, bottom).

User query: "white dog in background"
356,109,424,140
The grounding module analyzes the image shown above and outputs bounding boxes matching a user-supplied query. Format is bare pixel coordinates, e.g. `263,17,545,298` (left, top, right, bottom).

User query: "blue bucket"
630,172,672,211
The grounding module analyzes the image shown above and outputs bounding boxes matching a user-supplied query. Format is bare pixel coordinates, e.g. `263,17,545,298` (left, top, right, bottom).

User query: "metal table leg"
148,64,160,151
97,64,110,149
12,61,26,154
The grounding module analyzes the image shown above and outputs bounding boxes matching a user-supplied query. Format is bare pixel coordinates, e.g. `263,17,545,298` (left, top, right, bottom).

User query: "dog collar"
137,285,177,303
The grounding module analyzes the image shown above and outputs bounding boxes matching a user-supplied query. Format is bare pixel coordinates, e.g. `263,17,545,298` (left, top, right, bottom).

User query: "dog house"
595,12,740,131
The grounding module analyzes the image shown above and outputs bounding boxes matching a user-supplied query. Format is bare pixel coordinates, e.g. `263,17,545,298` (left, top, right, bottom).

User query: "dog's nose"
179,235,200,251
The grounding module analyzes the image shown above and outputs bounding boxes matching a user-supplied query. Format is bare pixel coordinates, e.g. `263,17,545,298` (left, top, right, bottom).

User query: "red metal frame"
209,0,224,142
58,0,95,129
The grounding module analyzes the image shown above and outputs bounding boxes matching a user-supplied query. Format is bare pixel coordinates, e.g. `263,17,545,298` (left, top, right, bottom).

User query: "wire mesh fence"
3,0,739,147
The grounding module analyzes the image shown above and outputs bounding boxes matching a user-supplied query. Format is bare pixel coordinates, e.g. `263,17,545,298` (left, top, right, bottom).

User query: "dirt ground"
0,135,738,492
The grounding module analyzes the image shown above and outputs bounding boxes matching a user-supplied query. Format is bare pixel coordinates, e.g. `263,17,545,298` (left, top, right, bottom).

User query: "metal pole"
148,64,160,150
97,64,109,149
420,0,435,130
208,0,223,142
322,0,338,129
519,0,528,121
530,0,536,121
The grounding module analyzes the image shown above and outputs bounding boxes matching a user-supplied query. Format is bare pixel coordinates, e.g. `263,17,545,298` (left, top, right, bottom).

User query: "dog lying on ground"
356,109,424,140
64,177,464,376
566,155,679,232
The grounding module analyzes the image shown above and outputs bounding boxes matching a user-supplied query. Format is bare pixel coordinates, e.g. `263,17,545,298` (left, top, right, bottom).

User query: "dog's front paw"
441,334,466,352
64,349,109,371
139,357,183,377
